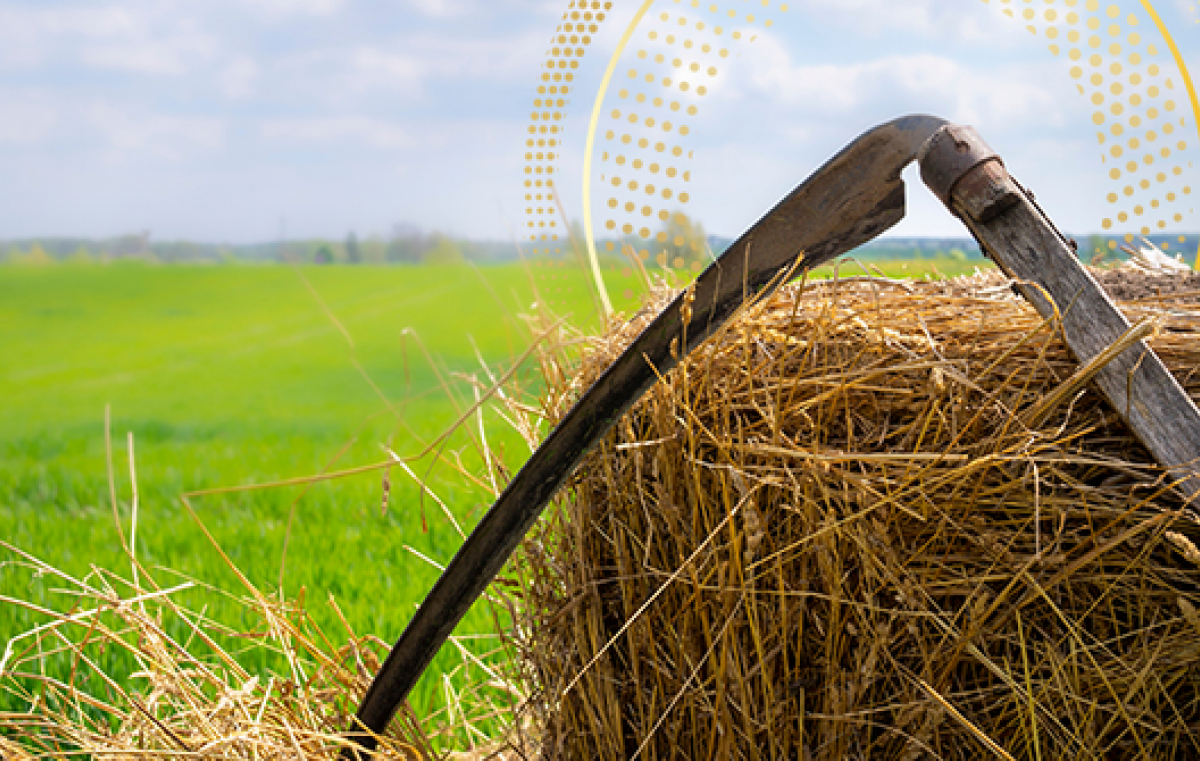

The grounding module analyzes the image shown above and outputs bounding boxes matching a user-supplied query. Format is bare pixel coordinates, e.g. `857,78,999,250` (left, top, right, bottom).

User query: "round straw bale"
511,270,1200,761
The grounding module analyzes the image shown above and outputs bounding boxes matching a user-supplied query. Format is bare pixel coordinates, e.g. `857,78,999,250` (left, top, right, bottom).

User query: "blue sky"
0,0,1196,241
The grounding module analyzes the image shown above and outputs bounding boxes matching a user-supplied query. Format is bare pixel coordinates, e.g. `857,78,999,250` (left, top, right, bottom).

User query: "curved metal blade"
344,113,948,756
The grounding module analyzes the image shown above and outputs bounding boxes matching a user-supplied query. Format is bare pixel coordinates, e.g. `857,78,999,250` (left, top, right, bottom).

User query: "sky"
0,0,1196,242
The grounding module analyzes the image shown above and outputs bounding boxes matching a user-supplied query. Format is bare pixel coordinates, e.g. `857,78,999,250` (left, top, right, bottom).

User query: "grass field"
0,256,987,728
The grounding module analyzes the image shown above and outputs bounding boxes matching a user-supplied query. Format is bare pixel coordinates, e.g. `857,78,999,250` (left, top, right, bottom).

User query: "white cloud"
737,36,1064,131
260,116,414,148
776,0,1025,45
0,5,219,76
220,57,261,99
82,36,217,76
85,103,226,161
347,48,427,92
238,0,347,17
0,0,1139,240
278,31,545,102
0,7,142,69
406,0,463,18
0,98,58,144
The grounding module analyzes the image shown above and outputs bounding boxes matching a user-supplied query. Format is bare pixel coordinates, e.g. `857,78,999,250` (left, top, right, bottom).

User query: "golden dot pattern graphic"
529,0,1194,312
985,0,1195,248
524,1,613,302
598,1,788,282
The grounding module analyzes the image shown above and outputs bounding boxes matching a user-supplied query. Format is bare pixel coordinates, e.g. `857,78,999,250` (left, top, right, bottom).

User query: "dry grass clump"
0,540,527,760
511,270,1200,760
0,542,436,760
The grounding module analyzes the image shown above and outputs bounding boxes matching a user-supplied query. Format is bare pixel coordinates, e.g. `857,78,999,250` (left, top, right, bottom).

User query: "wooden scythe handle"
919,124,1200,504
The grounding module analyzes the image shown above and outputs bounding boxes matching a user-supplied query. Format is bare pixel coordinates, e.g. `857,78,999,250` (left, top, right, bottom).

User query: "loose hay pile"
0,548,432,761
512,269,1200,760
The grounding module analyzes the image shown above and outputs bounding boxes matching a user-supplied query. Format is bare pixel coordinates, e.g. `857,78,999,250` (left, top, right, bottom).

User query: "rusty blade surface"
345,114,949,755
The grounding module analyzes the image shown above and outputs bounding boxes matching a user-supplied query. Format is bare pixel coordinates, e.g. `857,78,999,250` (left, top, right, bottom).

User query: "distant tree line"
0,225,534,266
2,226,1195,267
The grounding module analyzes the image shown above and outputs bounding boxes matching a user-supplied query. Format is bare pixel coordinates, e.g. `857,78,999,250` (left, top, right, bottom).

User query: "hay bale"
512,270,1200,760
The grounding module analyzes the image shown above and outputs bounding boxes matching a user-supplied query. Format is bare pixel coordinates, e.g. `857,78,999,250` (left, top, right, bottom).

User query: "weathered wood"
920,126,1200,504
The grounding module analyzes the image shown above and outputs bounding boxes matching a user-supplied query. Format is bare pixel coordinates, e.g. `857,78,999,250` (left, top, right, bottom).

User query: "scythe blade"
344,113,949,757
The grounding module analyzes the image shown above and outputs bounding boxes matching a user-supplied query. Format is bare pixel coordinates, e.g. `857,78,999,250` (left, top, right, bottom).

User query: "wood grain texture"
946,162,1200,504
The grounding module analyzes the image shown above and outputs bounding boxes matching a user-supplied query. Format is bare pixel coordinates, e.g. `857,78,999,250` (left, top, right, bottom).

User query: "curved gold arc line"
1139,0,1200,268
582,0,657,316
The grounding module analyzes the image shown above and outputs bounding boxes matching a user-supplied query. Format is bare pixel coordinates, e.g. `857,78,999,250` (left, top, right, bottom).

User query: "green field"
0,257,985,730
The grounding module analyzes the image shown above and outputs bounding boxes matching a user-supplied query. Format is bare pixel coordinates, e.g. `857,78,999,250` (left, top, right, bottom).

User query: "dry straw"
6,264,1200,761
0,536,437,760
509,267,1200,760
